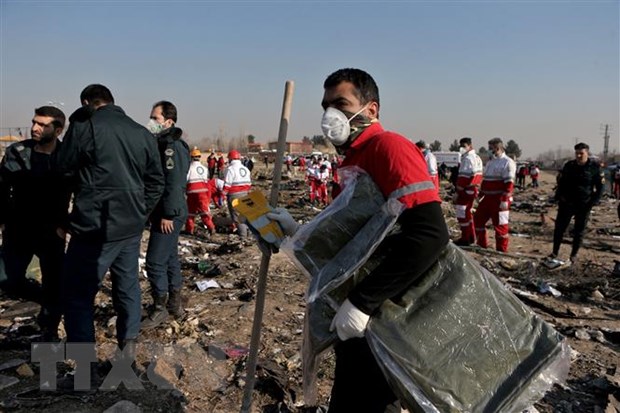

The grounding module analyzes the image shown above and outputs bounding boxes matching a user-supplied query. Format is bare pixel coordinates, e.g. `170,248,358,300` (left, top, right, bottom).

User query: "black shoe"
166,289,184,319
141,294,169,330
54,363,100,394
118,338,138,365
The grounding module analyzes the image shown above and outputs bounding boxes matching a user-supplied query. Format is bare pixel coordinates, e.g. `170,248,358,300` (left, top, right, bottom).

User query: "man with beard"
141,101,190,329
268,68,449,412
0,106,70,340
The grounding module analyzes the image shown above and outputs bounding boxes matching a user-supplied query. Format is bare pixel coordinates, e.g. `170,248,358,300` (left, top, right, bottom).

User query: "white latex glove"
266,207,299,236
499,201,509,210
329,299,370,341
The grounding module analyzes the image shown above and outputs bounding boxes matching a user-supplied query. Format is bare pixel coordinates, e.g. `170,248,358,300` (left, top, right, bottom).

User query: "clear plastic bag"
365,243,570,412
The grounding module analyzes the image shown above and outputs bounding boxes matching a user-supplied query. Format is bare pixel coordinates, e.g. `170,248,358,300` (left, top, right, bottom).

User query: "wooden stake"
240,80,295,413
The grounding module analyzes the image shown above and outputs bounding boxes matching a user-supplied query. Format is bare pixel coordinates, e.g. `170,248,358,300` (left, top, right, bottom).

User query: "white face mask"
459,147,467,155
320,105,368,146
146,118,164,134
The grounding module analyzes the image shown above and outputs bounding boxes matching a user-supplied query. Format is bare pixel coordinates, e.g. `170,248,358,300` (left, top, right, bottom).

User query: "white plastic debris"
196,279,220,292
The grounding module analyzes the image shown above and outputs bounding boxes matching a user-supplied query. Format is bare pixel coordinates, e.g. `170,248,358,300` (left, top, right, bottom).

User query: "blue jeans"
145,217,184,297
62,234,142,343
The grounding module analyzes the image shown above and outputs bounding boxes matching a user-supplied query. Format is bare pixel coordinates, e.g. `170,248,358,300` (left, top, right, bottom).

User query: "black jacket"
150,126,190,221
556,159,603,206
57,104,164,241
348,202,450,314
0,139,70,232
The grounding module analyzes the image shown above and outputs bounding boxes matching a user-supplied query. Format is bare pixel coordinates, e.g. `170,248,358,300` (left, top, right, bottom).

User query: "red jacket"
338,123,440,208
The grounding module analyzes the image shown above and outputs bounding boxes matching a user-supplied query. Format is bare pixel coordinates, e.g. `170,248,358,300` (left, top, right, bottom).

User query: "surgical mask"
321,105,369,146
146,118,164,134
459,147,467,155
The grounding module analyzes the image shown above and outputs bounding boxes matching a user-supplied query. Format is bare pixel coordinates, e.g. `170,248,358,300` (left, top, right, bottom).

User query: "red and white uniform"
455,149,483,243
422,149,439,192
186,160,219,233
474,152,516,252
306,162,320,203
223,158,252,233
223,159,252,196
316,167,330,205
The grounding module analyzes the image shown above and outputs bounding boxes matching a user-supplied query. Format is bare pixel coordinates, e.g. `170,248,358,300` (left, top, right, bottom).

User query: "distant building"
247,143,263,153
267,141,313,155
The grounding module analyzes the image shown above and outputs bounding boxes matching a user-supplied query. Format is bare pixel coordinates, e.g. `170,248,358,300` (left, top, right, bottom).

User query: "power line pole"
601,124,610,162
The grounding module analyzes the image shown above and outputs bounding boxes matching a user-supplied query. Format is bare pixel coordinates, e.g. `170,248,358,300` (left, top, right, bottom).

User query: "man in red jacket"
269,68,449,412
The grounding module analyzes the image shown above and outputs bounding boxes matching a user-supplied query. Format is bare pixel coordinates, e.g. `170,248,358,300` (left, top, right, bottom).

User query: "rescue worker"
416,140,439,192
473,137,516,252
530,164,540,188
223,149,251,238
316,164,330,206
298,155,306,172
185,147,219,235
141,101,190,330
453,137,483,246
207,152,216,178
547,142,603,263
516,164,527,189
285,154,293,173
0,106,70,340
216,153,225,177
268,68,448,412
57,84,163,371
306,158,320,205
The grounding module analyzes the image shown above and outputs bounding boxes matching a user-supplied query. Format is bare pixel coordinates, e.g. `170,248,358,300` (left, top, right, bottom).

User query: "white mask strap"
347,104,369,122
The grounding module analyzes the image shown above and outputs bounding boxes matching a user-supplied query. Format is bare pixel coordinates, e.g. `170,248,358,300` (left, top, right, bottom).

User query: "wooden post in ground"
240,80,294,413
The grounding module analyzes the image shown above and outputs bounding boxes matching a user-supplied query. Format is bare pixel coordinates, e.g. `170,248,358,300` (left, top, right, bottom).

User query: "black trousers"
328,337,401,413
1,226,64,329
552,202,592,258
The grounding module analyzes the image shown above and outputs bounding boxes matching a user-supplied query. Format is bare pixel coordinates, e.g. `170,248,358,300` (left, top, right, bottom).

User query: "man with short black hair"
269,68,449,413
57,84,164,363
548,142,602,263
0,106,70,340
141,100,190,330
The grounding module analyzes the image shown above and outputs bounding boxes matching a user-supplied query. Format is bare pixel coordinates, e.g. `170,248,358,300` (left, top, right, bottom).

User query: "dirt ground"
0,166,619,413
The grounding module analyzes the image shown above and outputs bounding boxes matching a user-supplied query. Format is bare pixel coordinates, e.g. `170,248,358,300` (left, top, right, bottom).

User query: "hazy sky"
1,0,618,159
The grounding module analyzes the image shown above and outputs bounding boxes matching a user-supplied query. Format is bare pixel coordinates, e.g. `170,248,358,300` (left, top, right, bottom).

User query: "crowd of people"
0,68,615,409
0,86,254,388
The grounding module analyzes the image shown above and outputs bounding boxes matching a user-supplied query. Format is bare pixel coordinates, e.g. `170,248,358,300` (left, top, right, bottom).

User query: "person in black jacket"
57,85,164,369
548,142,603,263
0,106,70,340
141,101,190,330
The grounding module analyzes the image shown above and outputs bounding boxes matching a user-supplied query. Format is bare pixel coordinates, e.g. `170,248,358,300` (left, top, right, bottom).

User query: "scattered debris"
195,279,220,292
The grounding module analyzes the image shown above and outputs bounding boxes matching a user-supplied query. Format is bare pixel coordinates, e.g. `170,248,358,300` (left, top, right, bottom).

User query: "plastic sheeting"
282,166,404,404
282,167,570,411
366,243,570,412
